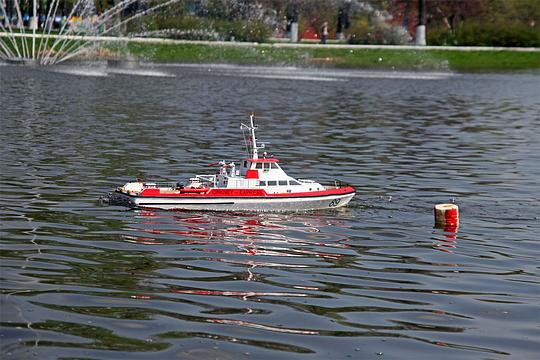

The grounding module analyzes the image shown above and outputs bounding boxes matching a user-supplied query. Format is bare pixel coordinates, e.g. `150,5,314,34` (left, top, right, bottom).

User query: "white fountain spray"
0,0,181,65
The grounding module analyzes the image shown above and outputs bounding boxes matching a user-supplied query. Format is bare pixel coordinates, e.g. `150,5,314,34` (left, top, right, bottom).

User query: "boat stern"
107,180,146,208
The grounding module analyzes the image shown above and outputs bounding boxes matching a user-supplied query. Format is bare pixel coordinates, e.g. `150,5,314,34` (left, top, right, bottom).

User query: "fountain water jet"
0,0,181,65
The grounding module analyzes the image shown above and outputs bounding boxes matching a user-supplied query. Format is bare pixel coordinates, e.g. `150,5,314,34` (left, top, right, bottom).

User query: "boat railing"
195,175,217,186
143,182,178,189
320,179,350,189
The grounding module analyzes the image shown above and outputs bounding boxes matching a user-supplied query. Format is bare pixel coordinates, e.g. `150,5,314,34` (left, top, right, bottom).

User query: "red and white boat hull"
110,114,357,212
111,187,355,212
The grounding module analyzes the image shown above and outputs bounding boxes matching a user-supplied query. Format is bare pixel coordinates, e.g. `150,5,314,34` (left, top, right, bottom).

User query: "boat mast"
250,114,259,159
241,114,264,160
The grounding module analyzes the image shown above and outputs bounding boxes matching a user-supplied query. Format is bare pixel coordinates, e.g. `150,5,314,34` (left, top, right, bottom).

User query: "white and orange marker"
434,203,459,230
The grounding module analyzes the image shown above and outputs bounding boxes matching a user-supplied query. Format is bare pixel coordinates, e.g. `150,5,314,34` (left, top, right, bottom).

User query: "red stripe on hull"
141,188,161,196
207,188,267,196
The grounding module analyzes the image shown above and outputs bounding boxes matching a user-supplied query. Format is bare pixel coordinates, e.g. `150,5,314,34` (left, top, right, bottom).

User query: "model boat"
110,115,355,211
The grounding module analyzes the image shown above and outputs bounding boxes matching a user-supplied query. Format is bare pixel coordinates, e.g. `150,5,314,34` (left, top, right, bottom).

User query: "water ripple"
1,65,539,359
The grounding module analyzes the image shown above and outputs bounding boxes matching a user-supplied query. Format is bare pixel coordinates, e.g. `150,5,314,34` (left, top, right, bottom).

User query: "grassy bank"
2,34,538,71
126,42,540,72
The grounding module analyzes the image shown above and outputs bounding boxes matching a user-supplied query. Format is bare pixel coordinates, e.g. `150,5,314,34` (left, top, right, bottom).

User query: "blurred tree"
423,0,540,46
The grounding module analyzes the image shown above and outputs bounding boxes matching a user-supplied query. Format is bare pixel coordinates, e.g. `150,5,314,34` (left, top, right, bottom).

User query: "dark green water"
1,64,539,359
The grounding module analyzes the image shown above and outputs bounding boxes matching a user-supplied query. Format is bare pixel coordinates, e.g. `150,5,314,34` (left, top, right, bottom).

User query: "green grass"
430,50,540,72
3,35,539,71
127,43,306,66
126,42,540,72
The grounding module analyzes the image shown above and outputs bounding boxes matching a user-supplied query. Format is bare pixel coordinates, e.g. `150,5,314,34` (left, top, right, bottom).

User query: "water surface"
1,64,539,359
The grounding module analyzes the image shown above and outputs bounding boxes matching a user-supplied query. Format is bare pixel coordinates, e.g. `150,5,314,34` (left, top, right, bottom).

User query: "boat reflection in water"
124,209,352,258
120,209,355,336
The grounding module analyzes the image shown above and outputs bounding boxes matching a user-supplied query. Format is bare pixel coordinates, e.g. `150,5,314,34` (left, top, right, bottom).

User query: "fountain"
0,0,181,65
1,0,413,68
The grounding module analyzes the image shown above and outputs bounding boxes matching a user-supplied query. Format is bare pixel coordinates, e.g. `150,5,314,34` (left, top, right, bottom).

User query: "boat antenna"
249,113,259,159
241,125,250,158
240,113,261,159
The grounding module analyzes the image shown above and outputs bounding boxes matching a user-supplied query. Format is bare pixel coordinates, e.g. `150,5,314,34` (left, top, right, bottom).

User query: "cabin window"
263,163,270,171
259,181,267,186
278,180,287,186
255,163,263,169
270,163,279,169
289,180,301,186
243,161,247,167
268,181,277,186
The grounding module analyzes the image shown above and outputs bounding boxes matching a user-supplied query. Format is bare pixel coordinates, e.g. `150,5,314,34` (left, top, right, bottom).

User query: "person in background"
320,21,328,44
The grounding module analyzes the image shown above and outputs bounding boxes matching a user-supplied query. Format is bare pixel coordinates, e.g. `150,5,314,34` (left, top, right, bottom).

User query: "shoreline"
3,32,539,52
125,41,540,73
2,32,539,72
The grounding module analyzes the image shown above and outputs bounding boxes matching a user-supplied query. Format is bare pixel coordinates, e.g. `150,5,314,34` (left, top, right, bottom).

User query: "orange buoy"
434,203,459,228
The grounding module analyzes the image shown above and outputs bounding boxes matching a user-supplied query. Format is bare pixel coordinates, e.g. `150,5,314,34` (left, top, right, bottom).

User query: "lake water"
1,63,539,359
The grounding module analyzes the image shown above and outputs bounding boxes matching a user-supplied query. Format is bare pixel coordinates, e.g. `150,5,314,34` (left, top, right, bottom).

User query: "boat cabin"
213,156,322,193
240,158,282,179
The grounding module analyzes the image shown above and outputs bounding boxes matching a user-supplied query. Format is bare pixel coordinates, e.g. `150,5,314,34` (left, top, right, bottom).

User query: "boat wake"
164,63,454,81
45,64,174,77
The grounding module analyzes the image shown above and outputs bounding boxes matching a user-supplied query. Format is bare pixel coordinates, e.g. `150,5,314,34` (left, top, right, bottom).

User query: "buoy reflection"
432,224,459,253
